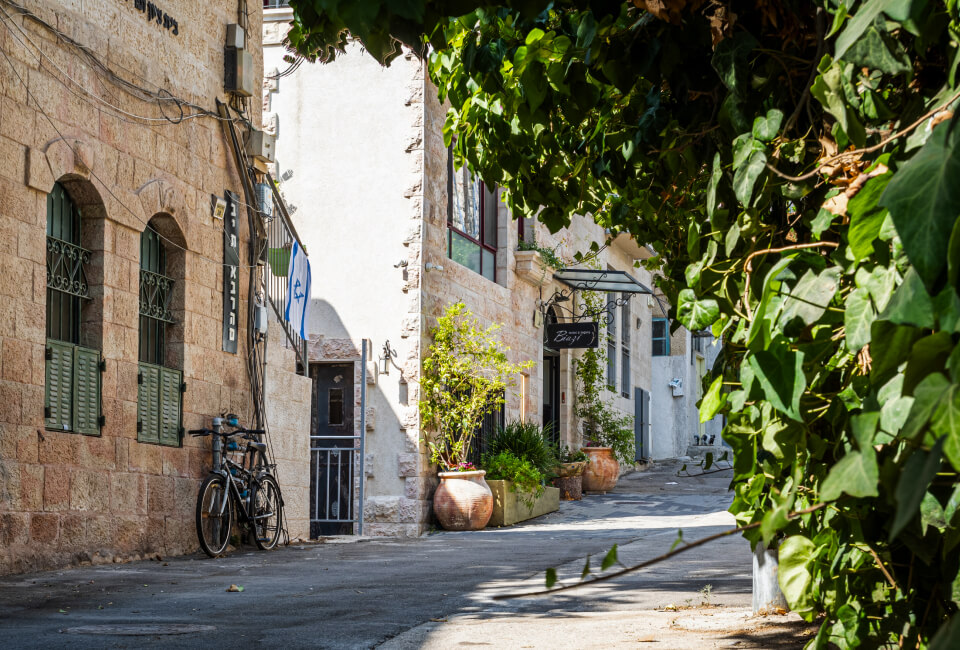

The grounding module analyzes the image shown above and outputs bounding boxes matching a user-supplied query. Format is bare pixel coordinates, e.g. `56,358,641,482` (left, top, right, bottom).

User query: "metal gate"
309,343,366,536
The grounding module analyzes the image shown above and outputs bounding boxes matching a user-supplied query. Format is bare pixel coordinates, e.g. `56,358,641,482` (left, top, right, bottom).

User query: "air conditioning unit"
246,130,276,163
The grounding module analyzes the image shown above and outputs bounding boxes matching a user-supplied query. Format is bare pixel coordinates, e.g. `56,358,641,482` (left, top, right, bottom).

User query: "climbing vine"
288,1,960,646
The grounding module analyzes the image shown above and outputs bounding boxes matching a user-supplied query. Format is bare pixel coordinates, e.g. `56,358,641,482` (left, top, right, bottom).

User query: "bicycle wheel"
251,474,282,550
196,474,233,557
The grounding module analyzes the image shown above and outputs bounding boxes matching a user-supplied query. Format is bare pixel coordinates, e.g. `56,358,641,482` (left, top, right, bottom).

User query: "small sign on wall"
222,190,240,354
545,322,599,349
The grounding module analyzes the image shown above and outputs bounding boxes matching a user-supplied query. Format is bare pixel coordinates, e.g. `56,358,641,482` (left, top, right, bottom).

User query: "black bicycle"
190,417,283,557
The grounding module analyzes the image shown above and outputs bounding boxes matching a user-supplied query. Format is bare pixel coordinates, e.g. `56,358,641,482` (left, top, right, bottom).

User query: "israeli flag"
284,240,311,339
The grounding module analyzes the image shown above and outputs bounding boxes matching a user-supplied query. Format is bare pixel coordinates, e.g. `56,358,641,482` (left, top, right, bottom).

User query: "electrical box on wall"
224,24,253,97
246,130,276,163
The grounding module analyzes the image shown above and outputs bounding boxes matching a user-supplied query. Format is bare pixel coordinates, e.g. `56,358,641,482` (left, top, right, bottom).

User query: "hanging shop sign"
545,322,599,349
119,0,180,36
222,191,240,354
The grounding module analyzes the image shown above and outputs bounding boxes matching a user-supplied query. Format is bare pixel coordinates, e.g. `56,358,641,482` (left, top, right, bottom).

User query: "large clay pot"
432,470,494,530
582,447,619,492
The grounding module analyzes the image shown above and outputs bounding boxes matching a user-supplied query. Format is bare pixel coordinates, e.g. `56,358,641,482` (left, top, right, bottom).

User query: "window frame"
652,317,671,357
620,294,631,398
447,145,498,281
606,302,617,392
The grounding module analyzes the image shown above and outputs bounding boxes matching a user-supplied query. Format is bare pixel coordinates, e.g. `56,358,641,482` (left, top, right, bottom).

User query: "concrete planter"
487,480,560,527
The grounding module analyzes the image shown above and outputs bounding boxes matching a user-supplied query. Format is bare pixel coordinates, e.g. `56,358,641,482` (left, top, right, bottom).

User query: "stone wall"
0,1,311,575
264,318,312,541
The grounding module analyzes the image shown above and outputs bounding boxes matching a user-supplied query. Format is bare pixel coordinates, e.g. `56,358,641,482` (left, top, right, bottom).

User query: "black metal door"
310,363,356,536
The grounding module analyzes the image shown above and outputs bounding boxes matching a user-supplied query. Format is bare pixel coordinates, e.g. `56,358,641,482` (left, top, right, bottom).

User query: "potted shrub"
552,445,589,500
573,289,635,493
481,421,560,525
420,303,532,530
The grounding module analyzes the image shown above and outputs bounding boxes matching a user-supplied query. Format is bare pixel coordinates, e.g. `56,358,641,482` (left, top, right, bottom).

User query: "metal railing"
262,175,308,374
263,1,290,8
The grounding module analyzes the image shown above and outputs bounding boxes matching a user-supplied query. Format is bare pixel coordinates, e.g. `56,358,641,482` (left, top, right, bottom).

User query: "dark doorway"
542,308,561,446
310,363,356,536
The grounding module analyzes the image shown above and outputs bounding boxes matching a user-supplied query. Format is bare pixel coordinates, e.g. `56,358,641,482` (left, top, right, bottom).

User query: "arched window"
44,182,102,434
137,223,183,447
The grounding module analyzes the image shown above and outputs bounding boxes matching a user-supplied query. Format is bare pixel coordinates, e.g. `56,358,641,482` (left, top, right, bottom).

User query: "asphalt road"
0,460,755,649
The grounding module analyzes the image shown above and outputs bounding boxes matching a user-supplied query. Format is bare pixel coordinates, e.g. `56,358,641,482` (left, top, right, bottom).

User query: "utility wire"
0,31,270,271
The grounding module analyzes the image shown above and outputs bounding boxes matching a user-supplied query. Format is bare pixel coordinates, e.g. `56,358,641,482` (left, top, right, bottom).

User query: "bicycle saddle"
247,441,267,453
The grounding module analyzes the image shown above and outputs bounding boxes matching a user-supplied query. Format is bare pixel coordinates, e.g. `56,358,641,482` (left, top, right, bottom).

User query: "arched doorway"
542,307,561,446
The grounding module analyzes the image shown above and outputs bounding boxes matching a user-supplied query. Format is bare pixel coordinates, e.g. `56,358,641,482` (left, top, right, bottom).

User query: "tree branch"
768,88,960,183
493,502,828,600
742,241,839,319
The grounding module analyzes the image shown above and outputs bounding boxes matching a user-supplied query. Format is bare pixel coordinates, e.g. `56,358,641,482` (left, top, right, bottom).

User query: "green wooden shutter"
158,367,182,447
45,340,74,430
73,346,102,435
137,362,161,444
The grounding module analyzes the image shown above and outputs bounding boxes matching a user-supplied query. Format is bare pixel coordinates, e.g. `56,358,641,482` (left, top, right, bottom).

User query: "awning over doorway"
553,268,653,294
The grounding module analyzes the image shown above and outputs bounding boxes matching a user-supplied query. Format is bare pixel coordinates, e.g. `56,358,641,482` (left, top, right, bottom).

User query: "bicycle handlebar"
188,428,265,437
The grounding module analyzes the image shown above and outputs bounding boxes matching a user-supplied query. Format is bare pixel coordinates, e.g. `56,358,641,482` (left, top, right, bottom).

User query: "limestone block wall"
264,318,312,541
0,1,283,574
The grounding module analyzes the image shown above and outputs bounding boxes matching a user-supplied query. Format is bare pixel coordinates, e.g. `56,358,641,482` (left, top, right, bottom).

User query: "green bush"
488,420,559,476
481,451,544,508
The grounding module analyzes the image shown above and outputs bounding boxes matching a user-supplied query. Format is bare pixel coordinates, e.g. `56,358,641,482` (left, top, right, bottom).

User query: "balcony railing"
262,176,308,373
263,1,290,8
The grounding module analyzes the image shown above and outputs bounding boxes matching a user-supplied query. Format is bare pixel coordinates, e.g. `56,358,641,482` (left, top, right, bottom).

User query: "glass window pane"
621,294,630,344
450,231,481,273
482,183,497,247
328,388,344,426
607,341,616,389
481,249,496,282
451,166,480,239
621,349,630,397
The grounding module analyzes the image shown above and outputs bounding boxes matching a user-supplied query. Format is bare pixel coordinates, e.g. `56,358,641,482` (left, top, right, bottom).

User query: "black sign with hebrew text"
545,322,599,349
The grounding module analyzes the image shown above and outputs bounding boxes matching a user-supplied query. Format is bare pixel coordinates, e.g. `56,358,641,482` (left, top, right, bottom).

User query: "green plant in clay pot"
420,302,533,530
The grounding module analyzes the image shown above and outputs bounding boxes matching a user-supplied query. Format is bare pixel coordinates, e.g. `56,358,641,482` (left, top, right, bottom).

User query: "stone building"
263,5,722,538
0,1,311,575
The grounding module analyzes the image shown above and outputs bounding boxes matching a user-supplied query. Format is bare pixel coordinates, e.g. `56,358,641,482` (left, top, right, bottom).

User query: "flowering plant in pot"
420,302,532,530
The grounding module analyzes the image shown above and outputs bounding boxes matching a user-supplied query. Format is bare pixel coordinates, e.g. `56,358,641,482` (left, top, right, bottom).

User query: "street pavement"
0,460,811,648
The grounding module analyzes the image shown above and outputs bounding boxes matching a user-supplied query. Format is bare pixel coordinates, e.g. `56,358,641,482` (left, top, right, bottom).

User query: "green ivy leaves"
881,119,960,291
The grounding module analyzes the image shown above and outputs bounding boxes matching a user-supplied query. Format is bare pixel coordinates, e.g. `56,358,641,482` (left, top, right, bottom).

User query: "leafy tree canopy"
288,0,960,645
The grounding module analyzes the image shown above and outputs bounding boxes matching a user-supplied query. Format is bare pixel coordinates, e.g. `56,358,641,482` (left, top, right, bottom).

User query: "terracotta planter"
432,470,494,531
582,447,619,492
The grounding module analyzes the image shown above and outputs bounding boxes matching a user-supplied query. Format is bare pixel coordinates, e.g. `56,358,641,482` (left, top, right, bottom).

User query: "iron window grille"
447,144,498,282
606,291,617,391
139,229,174,366
467,393,505,468
621,293,630,397
652,318,670,356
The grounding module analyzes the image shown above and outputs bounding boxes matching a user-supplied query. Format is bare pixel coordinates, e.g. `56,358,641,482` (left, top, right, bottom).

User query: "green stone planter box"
486,480,560,527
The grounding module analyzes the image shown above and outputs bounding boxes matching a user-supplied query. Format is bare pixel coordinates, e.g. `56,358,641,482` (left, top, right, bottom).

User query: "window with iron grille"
447,144,498,282
652,318,670,356
137,227,183,447
467,392,505,468
44,183,102,435
607,298,617,392
621,293,631,397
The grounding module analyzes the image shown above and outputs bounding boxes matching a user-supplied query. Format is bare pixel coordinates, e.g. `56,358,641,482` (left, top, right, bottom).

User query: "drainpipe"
358,339,367,536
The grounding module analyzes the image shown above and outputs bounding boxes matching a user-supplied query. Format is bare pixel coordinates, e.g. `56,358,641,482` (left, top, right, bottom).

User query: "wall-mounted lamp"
425,262,444,272
379,340,397,375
